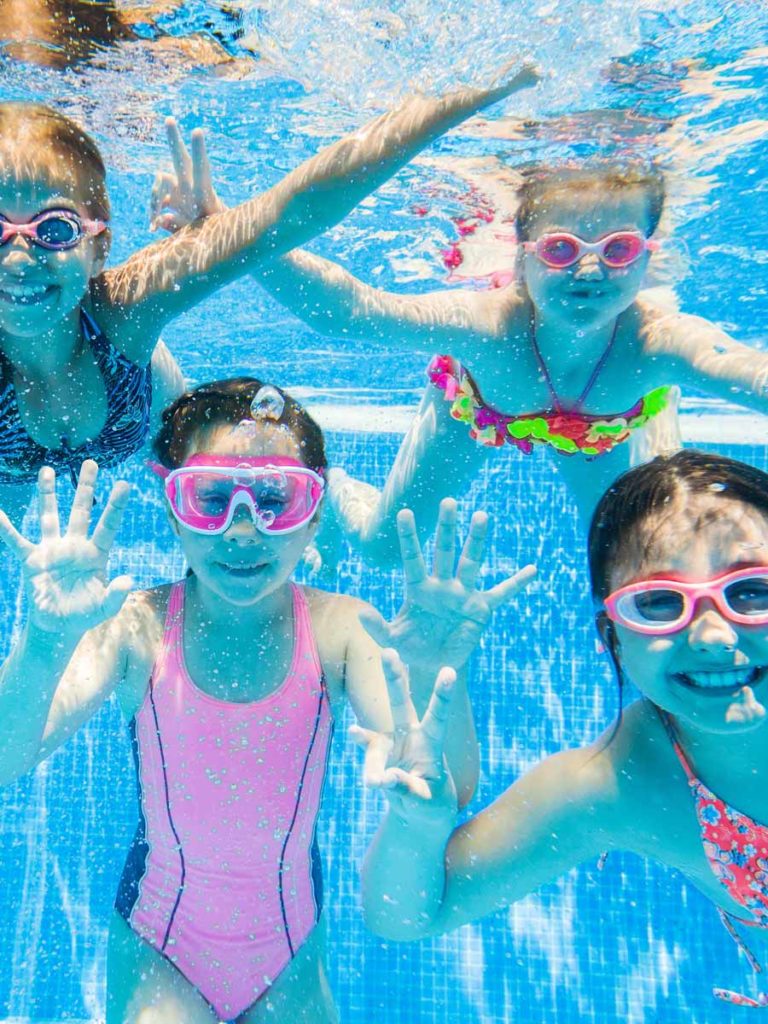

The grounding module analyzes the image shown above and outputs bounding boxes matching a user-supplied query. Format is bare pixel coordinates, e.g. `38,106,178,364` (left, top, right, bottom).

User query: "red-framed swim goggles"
151,454,325,535
0,209,107,251
604,566,768,636
523,230,658,269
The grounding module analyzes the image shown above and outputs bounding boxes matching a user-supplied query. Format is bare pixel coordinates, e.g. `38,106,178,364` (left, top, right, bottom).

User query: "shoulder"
113,583,174,717
635,300,724,356
304,586,369,655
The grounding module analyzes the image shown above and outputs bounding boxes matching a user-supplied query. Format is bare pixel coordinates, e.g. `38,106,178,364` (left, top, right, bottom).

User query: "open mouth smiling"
672,665,767,696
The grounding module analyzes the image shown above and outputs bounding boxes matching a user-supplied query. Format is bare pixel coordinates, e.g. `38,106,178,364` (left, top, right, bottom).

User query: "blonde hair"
0,102,109,223
515,162,665,241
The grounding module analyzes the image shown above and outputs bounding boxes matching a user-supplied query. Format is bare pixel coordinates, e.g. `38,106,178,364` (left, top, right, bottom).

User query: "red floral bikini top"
660,709,768,1008
428,318,670,457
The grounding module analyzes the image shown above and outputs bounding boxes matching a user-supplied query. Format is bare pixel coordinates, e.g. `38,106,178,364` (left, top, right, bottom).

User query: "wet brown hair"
515,161,666,241
153,377,328,475
0,102,110,224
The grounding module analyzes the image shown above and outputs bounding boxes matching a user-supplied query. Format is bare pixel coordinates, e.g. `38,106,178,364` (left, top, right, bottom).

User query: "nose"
687,601,738,653
0,235,37,271
572,253,604,280
222,504,261,544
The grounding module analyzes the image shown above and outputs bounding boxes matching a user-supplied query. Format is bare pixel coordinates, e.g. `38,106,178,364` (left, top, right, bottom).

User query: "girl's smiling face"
168,422,321,608
0,169,107,338
522,184,653,328
608,491,768,734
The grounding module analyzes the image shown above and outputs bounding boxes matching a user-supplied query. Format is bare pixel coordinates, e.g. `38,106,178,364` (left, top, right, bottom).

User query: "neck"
532,305,619,370
670,706,768,788
184,573,293,641
1,306,83,380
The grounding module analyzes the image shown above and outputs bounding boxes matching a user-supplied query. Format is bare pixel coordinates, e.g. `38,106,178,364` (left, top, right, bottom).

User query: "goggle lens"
724,576,768,616
539,236,580,267
35,214,81,248
601,233,644,267
620,589,685,624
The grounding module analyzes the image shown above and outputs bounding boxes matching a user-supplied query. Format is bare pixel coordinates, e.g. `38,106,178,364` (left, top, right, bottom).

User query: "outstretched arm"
141,66,539,359
0,462,137,785
357,664,617,940
645,311,768,413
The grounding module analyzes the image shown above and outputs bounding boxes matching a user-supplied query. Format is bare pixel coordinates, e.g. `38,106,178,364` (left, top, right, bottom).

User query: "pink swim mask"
604,566,768,636
151,455,325,535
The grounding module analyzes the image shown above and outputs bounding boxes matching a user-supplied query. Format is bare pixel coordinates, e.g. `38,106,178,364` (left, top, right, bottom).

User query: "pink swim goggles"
151,455,325,535
0,209,107,251
523,230,658,269
604,566,768,636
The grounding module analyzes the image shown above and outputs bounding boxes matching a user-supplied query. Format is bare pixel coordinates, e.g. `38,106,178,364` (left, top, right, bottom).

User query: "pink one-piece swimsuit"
115,580,334,1020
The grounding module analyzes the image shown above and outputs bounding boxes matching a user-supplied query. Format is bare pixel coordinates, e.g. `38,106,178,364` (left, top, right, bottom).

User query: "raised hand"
150,118,225,232
351,650,458,821
359,498,535,673
0,461,133,637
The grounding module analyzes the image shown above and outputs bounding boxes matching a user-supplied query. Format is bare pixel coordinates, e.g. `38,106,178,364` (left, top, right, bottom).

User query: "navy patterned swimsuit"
0,308,152,486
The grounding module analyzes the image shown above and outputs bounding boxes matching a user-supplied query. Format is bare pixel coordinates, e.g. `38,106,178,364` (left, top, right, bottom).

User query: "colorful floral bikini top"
428,320,670,457
660,709,768,1009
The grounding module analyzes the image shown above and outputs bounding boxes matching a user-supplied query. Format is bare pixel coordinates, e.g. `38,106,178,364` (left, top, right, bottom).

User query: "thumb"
102,575,134,620
358,606,392,647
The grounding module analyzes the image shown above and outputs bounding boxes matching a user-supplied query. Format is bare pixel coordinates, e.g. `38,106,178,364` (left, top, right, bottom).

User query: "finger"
421,667,457,746
102,575,134,620
91,482,132,554
381,648,419,731
36,466,60,540
165,116,192,185
191,129,221,215
349,723,383,749
432,498,458,581
66,460,99,538
486,563,537,609
154,211,182,234
382,766,433,801
359,733,396,788
456,509,488,590
396,508,427,588
358,606,393,648
149,171,175,227
0,509,33,560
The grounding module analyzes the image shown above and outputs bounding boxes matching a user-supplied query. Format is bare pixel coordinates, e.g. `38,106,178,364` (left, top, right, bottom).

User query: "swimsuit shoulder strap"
530,315,620,413
290,584,324,681
655,706,697,784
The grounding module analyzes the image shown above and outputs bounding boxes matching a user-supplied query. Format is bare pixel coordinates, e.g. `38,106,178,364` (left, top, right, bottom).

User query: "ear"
595,611,619,653
90,229,111,277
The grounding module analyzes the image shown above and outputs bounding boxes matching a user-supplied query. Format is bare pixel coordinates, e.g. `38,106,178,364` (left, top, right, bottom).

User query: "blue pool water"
1,1,768,1021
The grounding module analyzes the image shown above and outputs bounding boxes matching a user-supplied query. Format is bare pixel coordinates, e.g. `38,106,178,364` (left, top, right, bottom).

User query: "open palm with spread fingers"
359,498,535,673
351,651,459,821
0,461,133,637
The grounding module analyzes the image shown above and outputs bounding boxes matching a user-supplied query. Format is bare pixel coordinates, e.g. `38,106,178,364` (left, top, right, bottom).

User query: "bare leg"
241,921,338,1024
328,386,491,568
106,911,218,1024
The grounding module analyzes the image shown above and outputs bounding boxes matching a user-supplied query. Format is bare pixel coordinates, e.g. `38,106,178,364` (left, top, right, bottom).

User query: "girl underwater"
357,449,768,1009
0,66,535,525
151,122,768,567
0,377,532,1023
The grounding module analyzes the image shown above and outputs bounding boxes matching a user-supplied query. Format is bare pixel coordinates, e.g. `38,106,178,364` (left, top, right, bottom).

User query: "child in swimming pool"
0,69,534,525
152,137,768,566
0,377,532,1023
358,449,768,1009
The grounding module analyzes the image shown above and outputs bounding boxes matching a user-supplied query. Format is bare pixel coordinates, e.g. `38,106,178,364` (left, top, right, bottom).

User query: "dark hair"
589,449,768,602
152,376,327,474
588,450,768,726
515,161,666,242
0,102,110,225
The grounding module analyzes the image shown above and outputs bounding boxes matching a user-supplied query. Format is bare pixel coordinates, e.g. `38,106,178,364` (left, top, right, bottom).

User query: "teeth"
0,282,51,303
684,667,759,689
